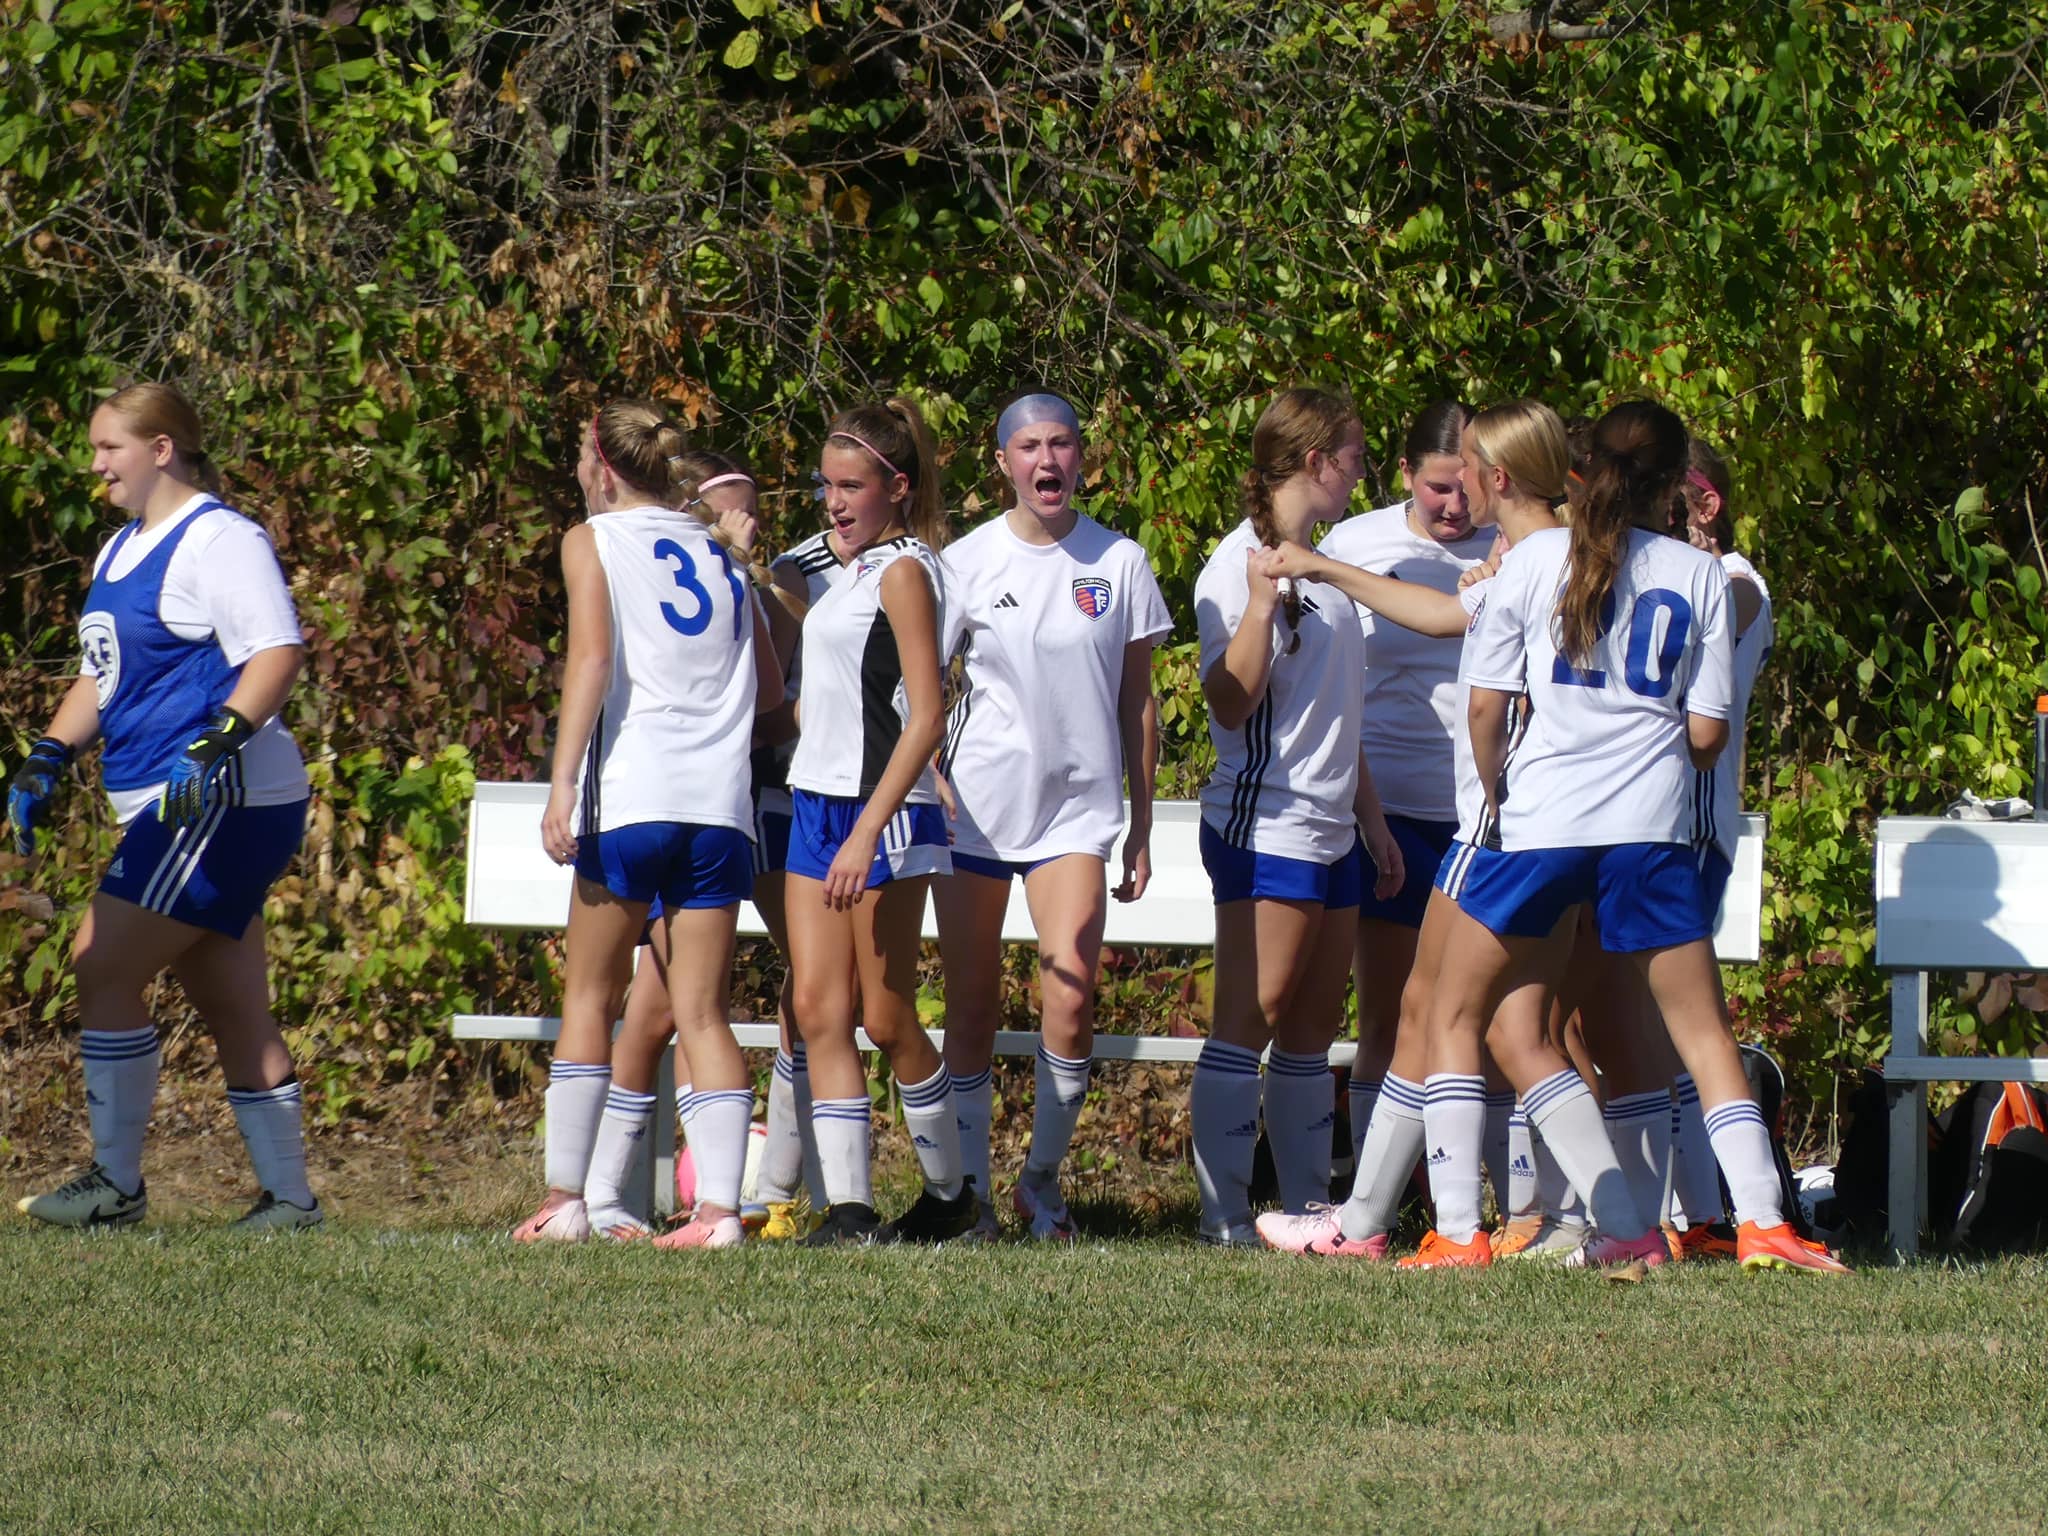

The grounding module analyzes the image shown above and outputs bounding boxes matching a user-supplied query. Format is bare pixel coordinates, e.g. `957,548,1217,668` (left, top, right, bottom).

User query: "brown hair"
1243,386,1359,642
593,399,690,505
1557,400,1688,666
824,395,945,549
102,382,222,496
1402,399,1472,468
1686,435,1734,551
1468,400,1571,507
676,447,805,623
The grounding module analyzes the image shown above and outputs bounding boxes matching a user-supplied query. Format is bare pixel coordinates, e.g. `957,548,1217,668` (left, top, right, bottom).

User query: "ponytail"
824,396,947,549
1558,400,1688,667
593,399,692,506
1243,386,1358,644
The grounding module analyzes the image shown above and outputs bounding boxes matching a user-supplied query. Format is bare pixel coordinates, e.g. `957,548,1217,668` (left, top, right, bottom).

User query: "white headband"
996,393,1081,449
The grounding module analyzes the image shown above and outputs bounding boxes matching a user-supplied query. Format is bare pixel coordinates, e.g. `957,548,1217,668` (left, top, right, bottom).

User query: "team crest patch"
80,611,120,708
1071,576,1113,620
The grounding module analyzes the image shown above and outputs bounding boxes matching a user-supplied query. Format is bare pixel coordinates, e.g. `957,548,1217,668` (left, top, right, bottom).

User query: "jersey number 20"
1551,588,1694,698
655,539,746,639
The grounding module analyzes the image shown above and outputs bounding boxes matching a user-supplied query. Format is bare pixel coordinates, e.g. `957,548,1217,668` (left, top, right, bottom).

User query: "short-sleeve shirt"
938,512,1171,862
1195,520,1365,863
1460,525,1733,850
1693,550,1774,862
1318,501,1495,821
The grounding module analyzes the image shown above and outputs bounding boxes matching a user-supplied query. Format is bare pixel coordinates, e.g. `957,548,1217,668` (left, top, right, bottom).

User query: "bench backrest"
466,782,1765,959
1873,816,2048,971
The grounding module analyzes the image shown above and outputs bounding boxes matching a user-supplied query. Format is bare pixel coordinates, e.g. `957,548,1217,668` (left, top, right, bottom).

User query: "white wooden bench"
455,781,1765,1211
1874,816,2048,1255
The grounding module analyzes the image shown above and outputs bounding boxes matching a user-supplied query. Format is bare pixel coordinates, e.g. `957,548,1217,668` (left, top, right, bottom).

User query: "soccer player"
516,404,781,1248
1253,398,1569,1259
1418,400,1846,1273
1190,386,1404,1246
935,388,1171,1240
785,398,972,1245
10,382,319,1230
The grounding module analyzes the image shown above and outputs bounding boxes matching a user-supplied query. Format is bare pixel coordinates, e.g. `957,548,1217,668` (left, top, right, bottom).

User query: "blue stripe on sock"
954,1067,993,1091
1381,1075,1427,1111
1603,1091,1670,1124
1036,1046,1092,1071
898,1070,953,1109
1674,1073,1701,1106
1521,1069,1584,1118
1703,1101,1765,1134
226,1080,302,1106
605,1087,657,1115
81,1029,161,1061
550,1062,611,1082
1197,1040,1263,1075
773,1051,795,1082
788,1042,808,1067
1268,1050,1329,1078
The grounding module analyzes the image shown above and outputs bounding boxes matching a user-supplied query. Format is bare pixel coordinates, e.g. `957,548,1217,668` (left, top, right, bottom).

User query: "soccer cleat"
1196,1218,1263,1249
1012,1176,1078,1242
1737,1221,1852,1274
1563,1230,1670,1271
1678,1222,1739,1261
955,1195,1003,1244
588,1204,652,1241
879,1185,979,1244
1397,1228,1493,1269
1496,1217,1590,1261
740,1201,771,1232
752,1199,817,1242
800,1201,883,1247
651,1211,743,1249
16,1166,147,1229
510,1191,591,1243
230,1191,323,1232
1491,1214,1544,1256
1255,1206,1390,1259
1660,1222,1685,1264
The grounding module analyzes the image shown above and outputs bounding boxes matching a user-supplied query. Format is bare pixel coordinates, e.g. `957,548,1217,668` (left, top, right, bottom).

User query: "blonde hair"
1242,386,1359,640
102,382,221,495
593,399,690,504
1469,399,1571,507
824,396,946,549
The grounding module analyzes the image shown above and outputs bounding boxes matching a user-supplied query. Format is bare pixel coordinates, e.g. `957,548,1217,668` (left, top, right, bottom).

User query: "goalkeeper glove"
7,737,74,857
160,707,254,830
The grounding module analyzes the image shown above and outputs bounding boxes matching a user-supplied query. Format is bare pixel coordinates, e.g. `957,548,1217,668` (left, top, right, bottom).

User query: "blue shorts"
1696,844,1732,929
1199,820,1363,910
1356,815,1458,928
575,821,753,909
949,849,1066,883
101,798,306,939
1440,841,1713,953
786,791,950,888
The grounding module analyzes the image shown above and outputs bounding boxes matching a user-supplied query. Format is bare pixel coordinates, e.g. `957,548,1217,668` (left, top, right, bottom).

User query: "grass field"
8,1203,2048,1536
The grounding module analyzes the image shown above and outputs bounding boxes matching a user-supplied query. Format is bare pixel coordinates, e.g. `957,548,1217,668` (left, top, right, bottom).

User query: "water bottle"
2036,695,2048,820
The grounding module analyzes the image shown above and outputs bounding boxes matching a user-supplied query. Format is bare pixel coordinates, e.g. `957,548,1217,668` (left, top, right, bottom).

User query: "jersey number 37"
655,539,746,640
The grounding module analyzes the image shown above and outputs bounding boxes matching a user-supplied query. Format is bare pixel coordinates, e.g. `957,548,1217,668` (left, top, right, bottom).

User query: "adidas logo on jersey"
993,592,1020,610
1299,593,1322,614
1226,1118,1259,1139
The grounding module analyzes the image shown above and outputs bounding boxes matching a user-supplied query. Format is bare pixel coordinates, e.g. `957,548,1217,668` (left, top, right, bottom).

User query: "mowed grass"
6,1217,2048,1536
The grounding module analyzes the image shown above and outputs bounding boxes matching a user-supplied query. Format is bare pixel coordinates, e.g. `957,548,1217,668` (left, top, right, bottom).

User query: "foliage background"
2,0,2045,1131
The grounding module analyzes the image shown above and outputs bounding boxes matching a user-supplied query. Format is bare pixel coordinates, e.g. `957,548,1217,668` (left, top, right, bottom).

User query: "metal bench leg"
1887,971,1929,1259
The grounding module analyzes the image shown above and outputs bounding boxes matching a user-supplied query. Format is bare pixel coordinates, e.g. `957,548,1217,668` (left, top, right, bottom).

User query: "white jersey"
939,512,1171,861
1318,502,1495,821
1693,551,1773,862
755,529,851,795
1447,579,1493,844
787,536,945,805
87,495,308,824
574,506,758,837
1195,520,1365,863
1460,525,1733,850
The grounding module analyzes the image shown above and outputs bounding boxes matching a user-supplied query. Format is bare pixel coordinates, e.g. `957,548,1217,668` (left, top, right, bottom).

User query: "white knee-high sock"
81,1026,160,1196
1532,1120,1583,1226
811,1095,874,1209
1603,1089,1673,1232
1668,1073,1724,1225
1702,1097,1783,1227
1023,1047,1091,1187
898,1065,963,1200
1190,1039,1263,1231
1507,1103,1539,1220
544,1061,611,1194
1340,1072,1425,1241
1482,1088,1515,1221
1264,1048,1334,1213
585,1084,656,1219
1346,1074,1381,1172
952,1065,994,1199
688,1088,755,1213
755,1051,803,1204
1421,1073,1488,1244
1523,1068,1645,1240
226,1078,314,1208
790,1044,826,1207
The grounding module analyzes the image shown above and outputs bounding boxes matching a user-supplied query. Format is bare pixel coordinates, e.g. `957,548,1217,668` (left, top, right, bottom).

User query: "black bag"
1931,1080,2048,1251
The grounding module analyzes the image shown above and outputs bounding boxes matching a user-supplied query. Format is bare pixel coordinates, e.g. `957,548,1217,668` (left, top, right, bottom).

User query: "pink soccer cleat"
510,1191,591,1243
651,1211,744,1250
1255,1206,1390,1259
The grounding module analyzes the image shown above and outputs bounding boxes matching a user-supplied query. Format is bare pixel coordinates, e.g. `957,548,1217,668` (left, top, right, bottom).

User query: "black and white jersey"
755,529,852,795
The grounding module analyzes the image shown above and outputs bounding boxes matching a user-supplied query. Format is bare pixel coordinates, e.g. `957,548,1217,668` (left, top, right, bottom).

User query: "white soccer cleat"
586,1203,652,1242
1012,1175,1078,1242
17,1165,147,1229
510,1192,591,1243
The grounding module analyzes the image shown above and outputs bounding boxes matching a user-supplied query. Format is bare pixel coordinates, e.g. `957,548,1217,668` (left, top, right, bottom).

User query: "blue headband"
995,393,1081,450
